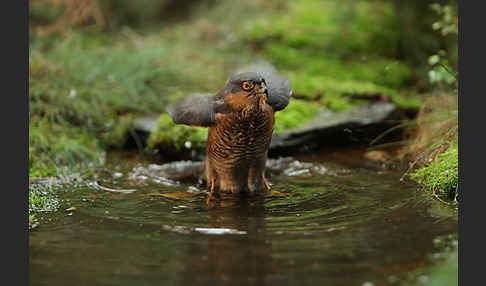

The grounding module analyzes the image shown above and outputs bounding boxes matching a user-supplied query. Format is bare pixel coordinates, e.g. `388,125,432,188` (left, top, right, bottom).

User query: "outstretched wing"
167,93,217,127
233,61,292,112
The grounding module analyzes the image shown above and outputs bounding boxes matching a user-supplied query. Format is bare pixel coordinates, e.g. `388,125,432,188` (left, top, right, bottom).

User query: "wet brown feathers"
168,62,291,199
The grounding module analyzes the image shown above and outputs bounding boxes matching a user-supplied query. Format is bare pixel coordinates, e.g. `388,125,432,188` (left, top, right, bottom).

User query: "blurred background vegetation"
29,0,458,199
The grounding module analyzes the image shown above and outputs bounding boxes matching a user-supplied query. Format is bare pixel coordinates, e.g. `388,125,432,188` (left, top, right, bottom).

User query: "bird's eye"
241,81,254,91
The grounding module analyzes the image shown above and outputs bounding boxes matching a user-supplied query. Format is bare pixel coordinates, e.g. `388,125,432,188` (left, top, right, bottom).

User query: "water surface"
29,148,458,286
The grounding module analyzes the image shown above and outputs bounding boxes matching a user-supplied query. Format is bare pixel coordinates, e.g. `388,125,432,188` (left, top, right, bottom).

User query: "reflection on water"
29,150,457,286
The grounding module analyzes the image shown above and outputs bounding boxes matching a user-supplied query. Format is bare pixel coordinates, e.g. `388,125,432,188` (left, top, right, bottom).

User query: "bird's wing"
233,61,292,112
167,93,218,127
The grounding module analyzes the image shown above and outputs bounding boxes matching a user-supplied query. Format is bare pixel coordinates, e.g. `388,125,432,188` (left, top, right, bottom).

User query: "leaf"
428,55,440,66
269,190,287,197
139,192,196,199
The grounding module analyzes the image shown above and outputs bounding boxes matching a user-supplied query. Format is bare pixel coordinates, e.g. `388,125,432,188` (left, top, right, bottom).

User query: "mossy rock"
147,113,208,153
411,137,458,199
144,99,320,154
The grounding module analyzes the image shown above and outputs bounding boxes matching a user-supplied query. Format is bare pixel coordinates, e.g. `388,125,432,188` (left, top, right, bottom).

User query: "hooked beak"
255,81,267,96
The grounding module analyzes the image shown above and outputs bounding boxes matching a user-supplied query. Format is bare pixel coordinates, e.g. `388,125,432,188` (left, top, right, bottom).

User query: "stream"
29,147,458,286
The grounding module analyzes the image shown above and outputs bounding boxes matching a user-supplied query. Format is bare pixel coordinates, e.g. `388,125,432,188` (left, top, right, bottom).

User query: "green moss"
268,48,413,111
245,0,400,57
390,92,423,110
271,49,412,90
28,181,65,230
147,114,208,152
240,0,417,111
274,99,319,133
411,136,458,198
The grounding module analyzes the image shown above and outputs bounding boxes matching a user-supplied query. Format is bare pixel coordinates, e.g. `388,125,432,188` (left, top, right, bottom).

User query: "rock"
269,102,402,155
363,150,392,162
133,115,159,134
134,102,402,156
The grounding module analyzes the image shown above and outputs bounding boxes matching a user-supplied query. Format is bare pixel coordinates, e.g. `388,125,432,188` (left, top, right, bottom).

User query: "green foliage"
427,3,458,88
428,52,457,86
411,136,458,198
147,114,208,151
430,3,458,37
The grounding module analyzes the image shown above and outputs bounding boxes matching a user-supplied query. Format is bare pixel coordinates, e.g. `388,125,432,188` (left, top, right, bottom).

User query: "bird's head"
222,72,267,97
216,72,268,111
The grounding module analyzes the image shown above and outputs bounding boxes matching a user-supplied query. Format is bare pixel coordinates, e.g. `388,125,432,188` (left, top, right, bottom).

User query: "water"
29,148,458,286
